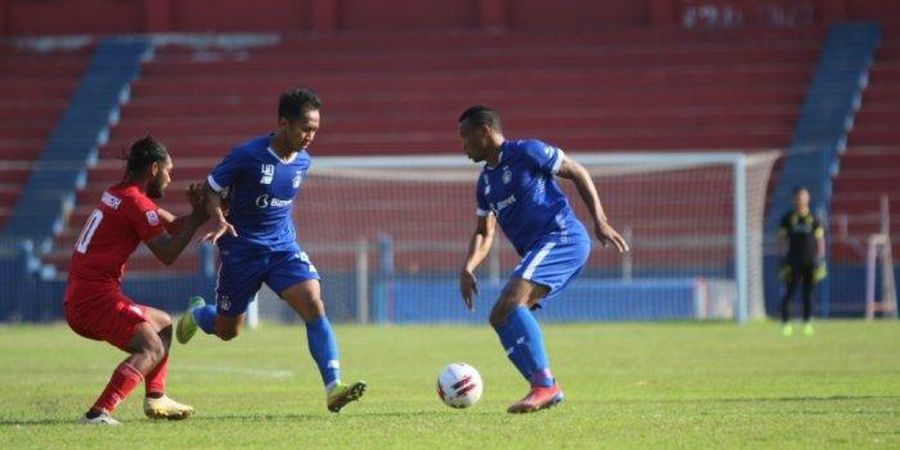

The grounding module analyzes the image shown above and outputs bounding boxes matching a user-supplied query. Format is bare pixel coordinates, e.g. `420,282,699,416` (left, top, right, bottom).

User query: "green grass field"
1,321,898,449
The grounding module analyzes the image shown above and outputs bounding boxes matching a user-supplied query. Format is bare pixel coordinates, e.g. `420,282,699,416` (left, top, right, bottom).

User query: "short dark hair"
792,185,808,195
458,105,502,132
279,87,322,121
126,135,168,177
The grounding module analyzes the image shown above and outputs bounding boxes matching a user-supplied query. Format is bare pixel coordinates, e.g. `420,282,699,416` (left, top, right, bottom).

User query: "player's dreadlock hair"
278,87,323,121
458,105,502,133
124,135,169,178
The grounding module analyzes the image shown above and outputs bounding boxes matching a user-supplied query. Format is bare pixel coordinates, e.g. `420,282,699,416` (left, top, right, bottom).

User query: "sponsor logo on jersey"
255,194,293,209
491,194,517,214
146,210,159,226
101,192,121,209
260,164,275,184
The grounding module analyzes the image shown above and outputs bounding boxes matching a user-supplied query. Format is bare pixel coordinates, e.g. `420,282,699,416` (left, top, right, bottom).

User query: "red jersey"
68,181,165,286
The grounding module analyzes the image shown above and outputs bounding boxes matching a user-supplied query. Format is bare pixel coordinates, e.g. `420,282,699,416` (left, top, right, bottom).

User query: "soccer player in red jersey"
64,136,208,425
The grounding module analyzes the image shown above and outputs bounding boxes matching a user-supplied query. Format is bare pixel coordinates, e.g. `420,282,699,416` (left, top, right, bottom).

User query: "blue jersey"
476,139,586,256
207,135,311,253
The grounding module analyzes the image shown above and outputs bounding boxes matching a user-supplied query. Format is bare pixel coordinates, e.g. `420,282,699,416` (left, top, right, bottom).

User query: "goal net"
252,151,779,324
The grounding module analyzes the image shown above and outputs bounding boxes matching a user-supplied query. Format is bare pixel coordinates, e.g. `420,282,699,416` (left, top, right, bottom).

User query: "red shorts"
64,279,147,352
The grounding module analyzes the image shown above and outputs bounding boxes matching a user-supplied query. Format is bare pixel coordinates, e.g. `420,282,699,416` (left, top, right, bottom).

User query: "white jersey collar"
267,146,299,164
485,150,504,170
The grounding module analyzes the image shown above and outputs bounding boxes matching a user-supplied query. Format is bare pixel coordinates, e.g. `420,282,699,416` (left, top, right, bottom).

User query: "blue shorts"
215,248,320,317
512,231,591,303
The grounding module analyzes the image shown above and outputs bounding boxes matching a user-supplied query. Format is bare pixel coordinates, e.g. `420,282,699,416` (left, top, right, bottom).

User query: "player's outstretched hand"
459,270,478,311
201,217,238,244
595,221,630,253
187,183,209,222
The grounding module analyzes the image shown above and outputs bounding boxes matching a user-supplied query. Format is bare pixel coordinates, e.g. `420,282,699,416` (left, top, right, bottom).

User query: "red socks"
92,362,143,413
145,355,168,397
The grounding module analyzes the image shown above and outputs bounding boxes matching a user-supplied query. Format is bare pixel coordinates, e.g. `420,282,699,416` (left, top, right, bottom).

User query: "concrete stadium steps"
144,53,814,76
267,27,826,50
113,106,798,137
125,85,809,126
52,29,816,273
119,89,805,118
0,44,91,228
831,37,900,261
0,187,21,228
103,128,791,155
132,74,810,104
0,167,31,227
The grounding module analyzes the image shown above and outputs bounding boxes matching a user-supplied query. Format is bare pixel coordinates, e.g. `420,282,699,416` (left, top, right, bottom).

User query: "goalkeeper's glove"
813,258,827,283
778,259,792,282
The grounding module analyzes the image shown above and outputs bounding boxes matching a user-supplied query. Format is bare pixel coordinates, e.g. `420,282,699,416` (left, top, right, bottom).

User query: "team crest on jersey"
145,210,159,226
292,170,303,188
502,166,512,184
218,295,231,311
260,164,275,185
482,174,491,195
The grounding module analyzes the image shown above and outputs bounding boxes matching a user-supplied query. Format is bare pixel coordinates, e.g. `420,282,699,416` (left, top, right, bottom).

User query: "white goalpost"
865,195,897,320
248,151,779,325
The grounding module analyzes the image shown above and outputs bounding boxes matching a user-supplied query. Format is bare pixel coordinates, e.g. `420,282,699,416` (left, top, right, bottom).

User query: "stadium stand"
46,28,823,276
763,23,881,316
0,42,91,230
827,28,900,314
4,39,149,253
833,32,900,257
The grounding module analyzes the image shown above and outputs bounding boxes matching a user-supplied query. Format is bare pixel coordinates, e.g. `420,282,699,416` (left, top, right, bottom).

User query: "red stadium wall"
0,0,895,36
337,0,478,31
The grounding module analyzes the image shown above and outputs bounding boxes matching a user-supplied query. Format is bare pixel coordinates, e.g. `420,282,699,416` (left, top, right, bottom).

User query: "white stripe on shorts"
522,242,556,280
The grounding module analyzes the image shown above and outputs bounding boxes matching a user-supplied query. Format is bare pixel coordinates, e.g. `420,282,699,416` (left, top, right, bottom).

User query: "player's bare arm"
556,156,630,253
157,185,206,234
145,183,209,265
200,181,238,243
459,213,496,311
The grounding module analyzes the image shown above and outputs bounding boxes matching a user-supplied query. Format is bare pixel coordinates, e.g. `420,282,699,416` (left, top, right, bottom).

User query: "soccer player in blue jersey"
175,87,367,413
457,106,629,414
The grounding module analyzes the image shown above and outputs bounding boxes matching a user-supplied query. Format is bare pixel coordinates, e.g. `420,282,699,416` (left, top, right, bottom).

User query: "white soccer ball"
436,363,483,408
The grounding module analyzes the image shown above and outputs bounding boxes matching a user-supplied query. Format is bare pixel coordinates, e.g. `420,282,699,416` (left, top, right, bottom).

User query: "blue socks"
494,307,554,388
495,319,533,381
192,304,217,334
306,316,341,390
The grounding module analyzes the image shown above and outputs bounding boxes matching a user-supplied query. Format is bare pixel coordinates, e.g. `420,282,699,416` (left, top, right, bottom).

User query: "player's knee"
309,297,326,316
142,336,167,364
158,312,172,328
293,296,326,322
489,302,513,328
